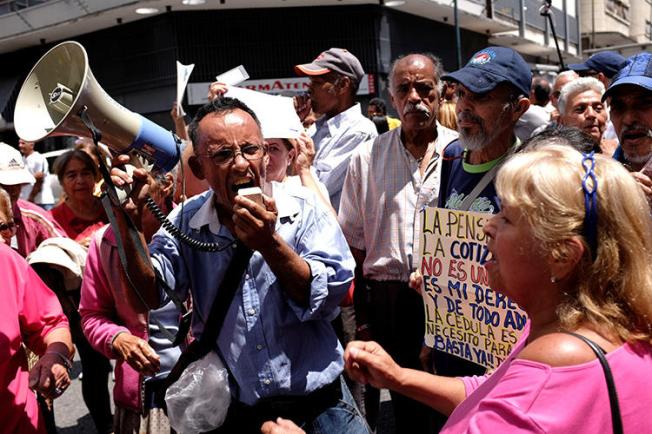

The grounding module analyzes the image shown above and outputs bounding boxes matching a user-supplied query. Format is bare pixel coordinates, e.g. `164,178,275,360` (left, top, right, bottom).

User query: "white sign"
187,74,375,106
176,61,195,116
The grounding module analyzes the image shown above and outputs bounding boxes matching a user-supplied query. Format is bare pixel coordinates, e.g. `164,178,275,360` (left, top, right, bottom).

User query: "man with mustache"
109,97,368,433
338,53,458,432
294,48,377,211
603,52,652,199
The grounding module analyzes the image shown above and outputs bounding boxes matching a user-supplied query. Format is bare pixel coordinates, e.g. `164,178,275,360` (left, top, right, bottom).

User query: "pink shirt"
0,243,69,433
443,324,652,433
79,226,148,411
14,199,67,257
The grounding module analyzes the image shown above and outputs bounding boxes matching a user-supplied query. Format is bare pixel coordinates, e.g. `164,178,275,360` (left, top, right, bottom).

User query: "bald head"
389,53,443,94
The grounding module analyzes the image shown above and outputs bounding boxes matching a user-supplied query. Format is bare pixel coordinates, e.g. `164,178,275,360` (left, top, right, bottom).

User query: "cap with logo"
568,51,626,79
442,47,532,97
0,142,35,186
295,48,365,83
603,52,652,101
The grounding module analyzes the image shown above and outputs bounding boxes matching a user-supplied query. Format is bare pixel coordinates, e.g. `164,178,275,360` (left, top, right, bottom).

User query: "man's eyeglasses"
199,144,266,166
0,220,16,232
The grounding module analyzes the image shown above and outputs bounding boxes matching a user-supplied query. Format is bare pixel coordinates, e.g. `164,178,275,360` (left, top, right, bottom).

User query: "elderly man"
18,139,55,210
110,97,367,433
294,48,377,211
0,143,66,257
549,70,580,121
557,77,607,152
569,50,626,89
603,52,652,198
339,52,458,433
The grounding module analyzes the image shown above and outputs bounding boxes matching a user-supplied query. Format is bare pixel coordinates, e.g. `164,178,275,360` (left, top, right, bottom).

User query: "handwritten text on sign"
419,208,527,369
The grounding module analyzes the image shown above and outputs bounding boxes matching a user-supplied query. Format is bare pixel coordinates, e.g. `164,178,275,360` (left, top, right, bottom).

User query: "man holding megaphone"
108,97,368,433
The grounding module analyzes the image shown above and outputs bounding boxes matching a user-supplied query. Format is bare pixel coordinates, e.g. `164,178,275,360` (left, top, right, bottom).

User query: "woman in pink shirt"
0,243,73,433
330,145,652,434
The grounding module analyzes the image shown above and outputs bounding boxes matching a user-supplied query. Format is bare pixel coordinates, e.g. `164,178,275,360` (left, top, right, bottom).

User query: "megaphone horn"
14,41,179,172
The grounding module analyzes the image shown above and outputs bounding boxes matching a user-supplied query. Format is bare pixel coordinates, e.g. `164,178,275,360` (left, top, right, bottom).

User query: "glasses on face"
200,144,266,166
0,220,16,232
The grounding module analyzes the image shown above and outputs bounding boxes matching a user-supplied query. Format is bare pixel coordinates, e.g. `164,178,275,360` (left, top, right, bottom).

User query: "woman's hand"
28,352,71,400
290,132,316,174
344,340,405,390
112,332,160,377
409,271,424,295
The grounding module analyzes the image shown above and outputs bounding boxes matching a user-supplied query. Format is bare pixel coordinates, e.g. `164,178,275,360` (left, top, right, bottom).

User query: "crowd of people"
1,43,651,434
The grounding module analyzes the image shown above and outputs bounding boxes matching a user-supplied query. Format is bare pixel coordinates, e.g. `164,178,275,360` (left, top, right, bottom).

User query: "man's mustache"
403,102,431,116
620,123,652,140
457,112,483,125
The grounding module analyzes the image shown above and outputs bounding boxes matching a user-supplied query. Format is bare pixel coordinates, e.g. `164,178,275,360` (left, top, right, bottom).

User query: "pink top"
79,226,148,412
0,243,69,433
14,199,67,257
443,324,652,433
51,201,107,244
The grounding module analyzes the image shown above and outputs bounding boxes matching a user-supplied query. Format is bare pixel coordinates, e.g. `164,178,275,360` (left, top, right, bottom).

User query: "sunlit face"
0,201,15,245
265,139,295,183
61,157,96,203
559,89,607,142
390,55,440,133
193,110,267,215
609,85,652,165
456,84,517,151
18,139,35,155
482,204,550,306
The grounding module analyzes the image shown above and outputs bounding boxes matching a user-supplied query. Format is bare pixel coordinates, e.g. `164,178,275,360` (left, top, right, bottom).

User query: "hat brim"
27,245,81,276
443,67,519,95
603,76,652,101
0,169,35,186
294,63,331,77
568,62,590,72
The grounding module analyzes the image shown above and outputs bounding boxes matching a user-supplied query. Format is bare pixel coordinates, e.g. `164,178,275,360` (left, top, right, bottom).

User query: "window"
605,0,630,22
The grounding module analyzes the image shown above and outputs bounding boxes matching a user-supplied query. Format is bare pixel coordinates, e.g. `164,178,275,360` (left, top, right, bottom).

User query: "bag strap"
564,332,623,434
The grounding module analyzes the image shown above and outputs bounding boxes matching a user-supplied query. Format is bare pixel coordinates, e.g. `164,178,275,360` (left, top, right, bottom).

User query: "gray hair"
552,70,579,90
558,77,605,115
389,53,444,95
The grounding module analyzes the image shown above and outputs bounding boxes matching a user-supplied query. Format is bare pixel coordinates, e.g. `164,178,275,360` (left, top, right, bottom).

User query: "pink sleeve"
462,374,491,396
79,233,128,358
18,256,69,355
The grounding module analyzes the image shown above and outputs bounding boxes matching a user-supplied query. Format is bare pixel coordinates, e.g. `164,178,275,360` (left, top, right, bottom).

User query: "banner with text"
418,208,527,370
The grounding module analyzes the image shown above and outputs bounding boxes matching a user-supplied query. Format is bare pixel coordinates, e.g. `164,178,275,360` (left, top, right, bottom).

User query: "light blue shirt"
149,183,354,405
311,103,377,211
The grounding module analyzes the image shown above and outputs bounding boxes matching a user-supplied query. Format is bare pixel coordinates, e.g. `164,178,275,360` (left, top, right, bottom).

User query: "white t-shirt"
20,152,54,206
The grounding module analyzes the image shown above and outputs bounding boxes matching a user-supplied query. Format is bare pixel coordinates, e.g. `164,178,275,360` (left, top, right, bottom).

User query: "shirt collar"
317,103,364,137
189,191,223,235
188,185,300,234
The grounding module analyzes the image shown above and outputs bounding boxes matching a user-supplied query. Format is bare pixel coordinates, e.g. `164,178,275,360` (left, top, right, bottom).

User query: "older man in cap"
603,52,652,199
569,51,626,88
0,143,65,257
295,48,377,211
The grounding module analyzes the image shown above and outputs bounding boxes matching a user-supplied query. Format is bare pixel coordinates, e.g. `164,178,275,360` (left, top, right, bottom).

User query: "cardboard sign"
418,208,527,369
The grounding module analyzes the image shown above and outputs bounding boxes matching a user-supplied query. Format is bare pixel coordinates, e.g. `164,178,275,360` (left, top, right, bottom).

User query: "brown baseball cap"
295,48,365,83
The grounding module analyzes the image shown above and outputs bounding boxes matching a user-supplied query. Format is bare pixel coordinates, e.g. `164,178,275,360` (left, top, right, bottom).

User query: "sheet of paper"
176,61,195,116
225,86,303,139
216,65,249,86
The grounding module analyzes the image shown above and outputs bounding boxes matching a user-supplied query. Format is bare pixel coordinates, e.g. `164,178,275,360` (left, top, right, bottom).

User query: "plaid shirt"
338,124,458,281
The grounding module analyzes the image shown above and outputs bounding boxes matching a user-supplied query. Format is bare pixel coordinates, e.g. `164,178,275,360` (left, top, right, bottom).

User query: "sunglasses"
0,221,16,232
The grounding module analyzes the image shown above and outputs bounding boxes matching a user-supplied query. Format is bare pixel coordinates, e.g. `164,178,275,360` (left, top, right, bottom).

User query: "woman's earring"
550,276,558,283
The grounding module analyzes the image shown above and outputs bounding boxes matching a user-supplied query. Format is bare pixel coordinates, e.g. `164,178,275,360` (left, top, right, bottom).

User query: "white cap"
27,237,88,291
0,142,35,186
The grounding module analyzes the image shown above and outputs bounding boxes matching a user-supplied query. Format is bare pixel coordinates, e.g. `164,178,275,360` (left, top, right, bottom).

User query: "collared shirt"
311,103,378,211
338,124,459,281
149,182,354,405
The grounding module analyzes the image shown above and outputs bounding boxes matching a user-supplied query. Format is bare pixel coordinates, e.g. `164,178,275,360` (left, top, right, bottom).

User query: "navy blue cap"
603,52,652,101
568,51,626,79
441,47,532,96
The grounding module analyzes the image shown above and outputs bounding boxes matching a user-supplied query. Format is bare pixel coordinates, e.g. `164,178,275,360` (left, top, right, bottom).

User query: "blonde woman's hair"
438,100,457,131
496,144,652,343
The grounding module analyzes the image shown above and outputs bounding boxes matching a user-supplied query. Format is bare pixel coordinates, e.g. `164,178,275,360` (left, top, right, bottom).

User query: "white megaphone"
14,41,179,172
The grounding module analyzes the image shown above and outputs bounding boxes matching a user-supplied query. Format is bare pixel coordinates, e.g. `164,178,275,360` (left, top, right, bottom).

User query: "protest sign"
418,208,527,370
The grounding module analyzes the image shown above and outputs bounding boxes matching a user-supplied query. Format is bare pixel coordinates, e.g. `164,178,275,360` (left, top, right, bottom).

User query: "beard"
458,104,512,151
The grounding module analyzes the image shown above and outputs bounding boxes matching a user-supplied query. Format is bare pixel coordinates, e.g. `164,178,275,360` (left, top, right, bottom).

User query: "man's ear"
188,155,205,180
512,97,530,121
548,237,585,281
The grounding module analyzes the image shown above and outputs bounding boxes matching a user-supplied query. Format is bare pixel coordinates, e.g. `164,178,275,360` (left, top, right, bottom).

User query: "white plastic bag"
164,351,231,433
